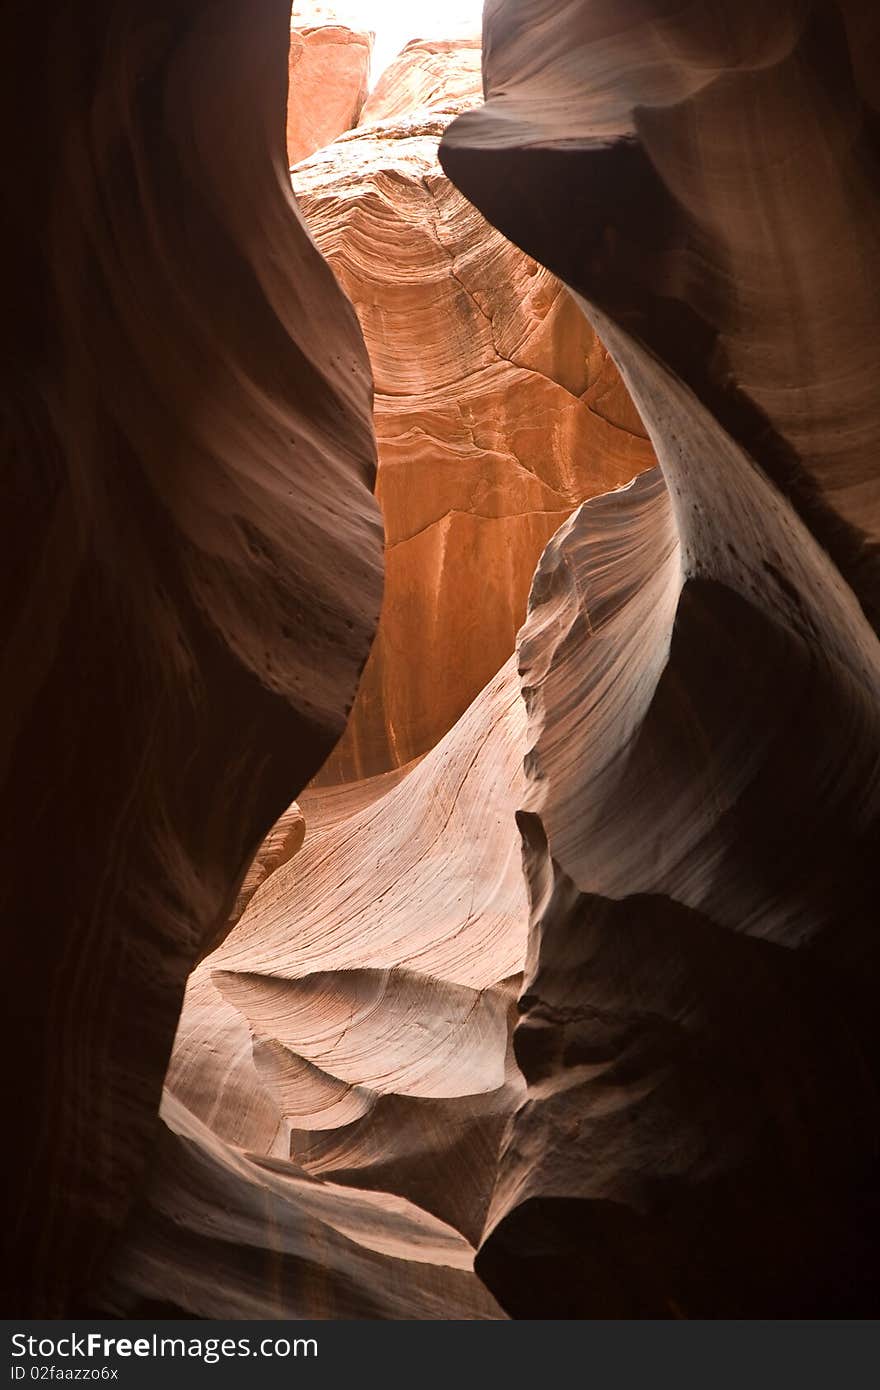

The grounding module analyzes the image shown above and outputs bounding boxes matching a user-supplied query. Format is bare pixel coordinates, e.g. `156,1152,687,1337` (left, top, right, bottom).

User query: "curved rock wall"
101,1093,504,1319
296,40,653,781
441,0,880,1317
105,655,528,1316
107,21,653,1291
359,38,482,126
2,0,382,1316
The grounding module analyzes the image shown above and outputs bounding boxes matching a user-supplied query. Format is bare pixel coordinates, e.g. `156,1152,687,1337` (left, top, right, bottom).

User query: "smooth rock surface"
227,801,307,929
15,0,876,1324
441,0,880,1318
287,21,372,166
101,1093,504,1319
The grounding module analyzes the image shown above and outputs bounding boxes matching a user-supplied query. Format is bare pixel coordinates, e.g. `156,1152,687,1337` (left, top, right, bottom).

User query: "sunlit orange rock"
295,41,653,781
287,22,372,166
359,37,482,126
104,39,655,1317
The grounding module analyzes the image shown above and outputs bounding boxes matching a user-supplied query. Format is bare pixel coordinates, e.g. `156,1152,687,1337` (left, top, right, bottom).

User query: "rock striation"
296,39,653,781
359,38,483,127
10,0,878,1324
105,655,528,1316
1,0,382,1316
441,0,880,1317
228,800,307,927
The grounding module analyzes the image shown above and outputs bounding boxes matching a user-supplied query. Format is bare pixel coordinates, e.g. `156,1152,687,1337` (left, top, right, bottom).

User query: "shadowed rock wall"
296,40,653,781
0,0,382,1315
441,0,880,1318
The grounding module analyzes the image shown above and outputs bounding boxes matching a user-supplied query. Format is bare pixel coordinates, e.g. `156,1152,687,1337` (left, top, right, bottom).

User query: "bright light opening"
292,2,483,87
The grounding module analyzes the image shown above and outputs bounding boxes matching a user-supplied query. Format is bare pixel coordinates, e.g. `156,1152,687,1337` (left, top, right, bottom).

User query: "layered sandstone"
359,38,483,126
228,800,306,927
105,655,528,1316
296,41,653,781
102,1091,504,1319
1,0,382,1317
441,0,880,1317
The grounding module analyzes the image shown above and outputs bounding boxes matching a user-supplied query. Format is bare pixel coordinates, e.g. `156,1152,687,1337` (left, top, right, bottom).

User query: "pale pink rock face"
358,37,483,125
440,0,880,1320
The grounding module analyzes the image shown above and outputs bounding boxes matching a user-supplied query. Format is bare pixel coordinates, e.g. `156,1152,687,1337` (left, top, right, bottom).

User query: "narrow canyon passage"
104,10,657,1319
6,0,880,1322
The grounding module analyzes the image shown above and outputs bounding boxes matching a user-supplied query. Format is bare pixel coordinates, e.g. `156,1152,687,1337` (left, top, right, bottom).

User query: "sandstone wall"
296,41,653,781
287,23,372,166
442,0,880,1318
1,0,382,1316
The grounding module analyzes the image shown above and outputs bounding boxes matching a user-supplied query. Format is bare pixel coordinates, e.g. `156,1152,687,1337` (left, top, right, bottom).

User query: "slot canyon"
3,0,880,1320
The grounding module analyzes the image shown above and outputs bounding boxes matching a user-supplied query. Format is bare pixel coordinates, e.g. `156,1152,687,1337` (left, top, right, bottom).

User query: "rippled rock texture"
441,0,880,1318
2,0,382,1316
287,16,372,166
296,39,652,781
359,38,482,126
